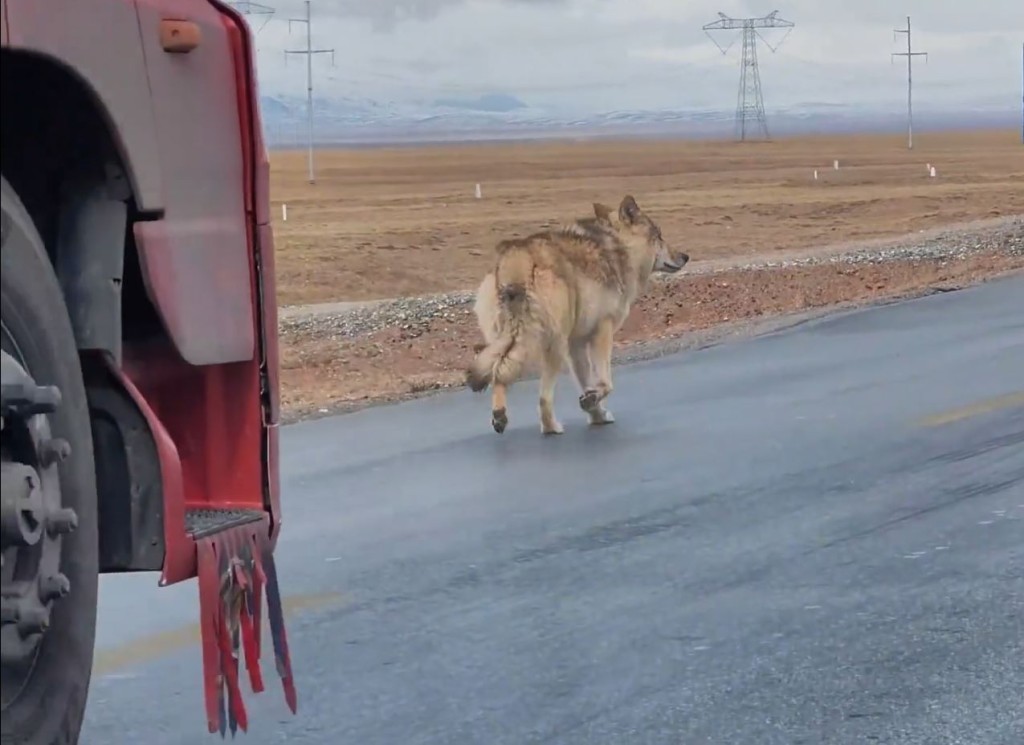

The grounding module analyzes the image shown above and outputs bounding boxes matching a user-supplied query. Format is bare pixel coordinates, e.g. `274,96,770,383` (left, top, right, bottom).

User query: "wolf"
465,194,689,434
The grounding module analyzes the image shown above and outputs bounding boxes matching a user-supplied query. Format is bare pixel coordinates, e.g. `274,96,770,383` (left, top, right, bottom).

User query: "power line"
892,16,928,151
285,0,335,184
225,1,275,34
704,10,795,142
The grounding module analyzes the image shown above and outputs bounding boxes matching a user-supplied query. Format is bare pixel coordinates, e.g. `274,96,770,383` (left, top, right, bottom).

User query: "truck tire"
1,175,99,745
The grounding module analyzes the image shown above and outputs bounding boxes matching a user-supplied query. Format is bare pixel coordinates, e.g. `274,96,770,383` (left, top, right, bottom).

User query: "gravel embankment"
279,216,1023,341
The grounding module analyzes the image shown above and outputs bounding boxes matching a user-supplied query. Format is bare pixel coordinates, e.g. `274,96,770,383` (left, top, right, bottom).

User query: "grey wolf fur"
466,195,689,434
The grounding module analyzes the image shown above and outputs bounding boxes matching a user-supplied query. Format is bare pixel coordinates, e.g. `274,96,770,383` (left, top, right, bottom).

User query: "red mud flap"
196,520,297,736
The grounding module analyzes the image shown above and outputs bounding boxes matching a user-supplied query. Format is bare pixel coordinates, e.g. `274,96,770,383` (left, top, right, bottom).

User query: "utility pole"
703,11,795,142
892,16,928,150
286,0,334,184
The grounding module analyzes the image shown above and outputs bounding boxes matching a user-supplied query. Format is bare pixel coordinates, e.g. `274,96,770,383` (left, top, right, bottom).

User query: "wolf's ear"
593,202,613,223
619,195,641,225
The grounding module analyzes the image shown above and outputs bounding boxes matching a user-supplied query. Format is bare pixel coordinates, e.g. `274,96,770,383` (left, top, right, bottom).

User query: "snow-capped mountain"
257,93,1018,147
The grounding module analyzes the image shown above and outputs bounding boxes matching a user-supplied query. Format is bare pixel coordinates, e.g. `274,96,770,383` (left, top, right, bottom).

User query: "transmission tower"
704,10,794,141
226,1,275,34
891,16,928,150
286,1,335,184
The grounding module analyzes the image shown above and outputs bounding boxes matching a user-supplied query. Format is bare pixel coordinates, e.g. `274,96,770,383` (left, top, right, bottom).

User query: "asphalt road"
83,275,1024,745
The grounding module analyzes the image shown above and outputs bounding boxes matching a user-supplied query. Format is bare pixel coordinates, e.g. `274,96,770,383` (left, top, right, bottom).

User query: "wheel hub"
0,348,76,673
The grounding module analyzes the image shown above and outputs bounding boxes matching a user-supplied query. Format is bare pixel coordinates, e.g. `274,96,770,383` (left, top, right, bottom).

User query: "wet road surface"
83,275,1024,744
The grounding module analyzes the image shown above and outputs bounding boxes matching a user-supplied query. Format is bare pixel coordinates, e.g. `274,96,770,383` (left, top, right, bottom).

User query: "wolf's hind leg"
579,319,616,423
491,382,509,434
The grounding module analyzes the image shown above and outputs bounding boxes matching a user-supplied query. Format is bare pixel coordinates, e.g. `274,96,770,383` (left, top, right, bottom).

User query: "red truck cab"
1,1,292,741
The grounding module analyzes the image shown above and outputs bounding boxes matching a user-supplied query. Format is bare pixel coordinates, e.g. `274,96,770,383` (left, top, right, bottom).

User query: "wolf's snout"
661,252,688,273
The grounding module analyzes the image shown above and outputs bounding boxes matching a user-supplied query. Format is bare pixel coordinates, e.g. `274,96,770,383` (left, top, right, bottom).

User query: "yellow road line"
93,591,344,675
918,391,1024,428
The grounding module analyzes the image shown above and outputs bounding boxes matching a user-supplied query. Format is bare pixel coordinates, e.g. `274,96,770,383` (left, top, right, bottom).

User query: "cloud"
245,0,1024,114
248,0,568,32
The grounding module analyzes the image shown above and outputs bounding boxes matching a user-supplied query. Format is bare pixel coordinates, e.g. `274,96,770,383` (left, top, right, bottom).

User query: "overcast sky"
242,0,1024,113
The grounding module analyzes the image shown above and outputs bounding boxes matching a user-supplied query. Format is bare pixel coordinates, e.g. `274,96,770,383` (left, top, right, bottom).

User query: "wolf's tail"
466,249,543,392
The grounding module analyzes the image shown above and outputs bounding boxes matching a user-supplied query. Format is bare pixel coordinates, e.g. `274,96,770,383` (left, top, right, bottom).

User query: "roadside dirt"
279,249,1024,421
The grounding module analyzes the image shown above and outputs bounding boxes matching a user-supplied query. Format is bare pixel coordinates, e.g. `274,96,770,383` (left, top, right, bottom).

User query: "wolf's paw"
579,390,600,412
491,408,508,434
588,409,615,426
541,419,564,435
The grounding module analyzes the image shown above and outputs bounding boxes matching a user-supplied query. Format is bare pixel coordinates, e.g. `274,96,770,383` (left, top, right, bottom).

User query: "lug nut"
46,507,78,536
39,573,71,602
16,606,50,636
1,462,45,546
39,438,71,467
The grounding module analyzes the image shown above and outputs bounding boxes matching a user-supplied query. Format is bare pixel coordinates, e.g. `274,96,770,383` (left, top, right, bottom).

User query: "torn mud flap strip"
197,517,297,736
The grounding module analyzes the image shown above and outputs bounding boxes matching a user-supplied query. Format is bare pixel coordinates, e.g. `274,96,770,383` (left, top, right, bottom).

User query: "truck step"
185,508,265,540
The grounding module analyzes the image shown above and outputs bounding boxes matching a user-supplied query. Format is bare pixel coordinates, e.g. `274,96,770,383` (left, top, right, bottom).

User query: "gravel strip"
683,216,1024,273
281,293,476,340
280,217,1023,340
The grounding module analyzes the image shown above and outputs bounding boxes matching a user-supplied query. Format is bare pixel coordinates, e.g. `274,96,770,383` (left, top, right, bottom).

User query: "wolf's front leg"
571,339,613,425
538,347,564,435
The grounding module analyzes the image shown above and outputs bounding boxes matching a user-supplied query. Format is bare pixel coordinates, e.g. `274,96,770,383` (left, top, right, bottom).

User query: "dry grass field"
269,129,1023,306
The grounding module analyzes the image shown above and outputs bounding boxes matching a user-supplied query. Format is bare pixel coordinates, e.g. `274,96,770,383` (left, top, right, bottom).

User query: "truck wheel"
1,175,99,745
